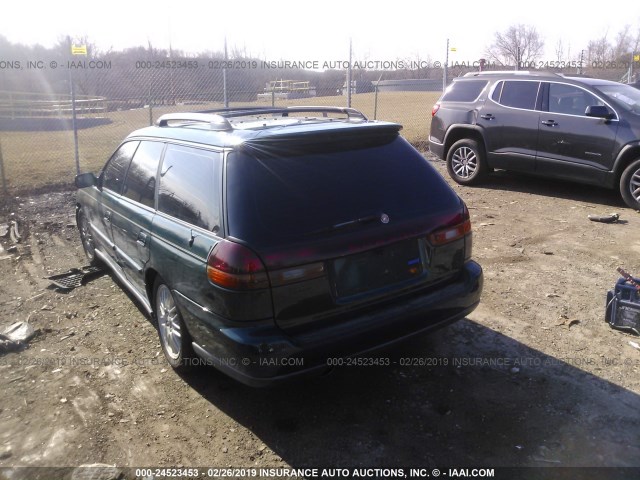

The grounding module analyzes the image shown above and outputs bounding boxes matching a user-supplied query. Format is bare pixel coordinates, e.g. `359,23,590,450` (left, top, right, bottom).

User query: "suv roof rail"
557,73,592,78
199,106,369,121
156,113,233,131
463,70,561,77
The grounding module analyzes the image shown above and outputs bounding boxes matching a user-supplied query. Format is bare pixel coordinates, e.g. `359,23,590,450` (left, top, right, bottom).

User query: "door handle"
541,120,558,127
137,232,148,247
188,230,198,248
103,210,112,223
480,114,495,120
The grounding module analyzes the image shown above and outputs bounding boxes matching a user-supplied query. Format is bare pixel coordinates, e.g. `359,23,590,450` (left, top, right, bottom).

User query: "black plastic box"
606,277,640,335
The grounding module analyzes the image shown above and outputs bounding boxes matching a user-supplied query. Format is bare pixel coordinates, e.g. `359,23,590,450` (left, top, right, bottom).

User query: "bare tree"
586,33,611,65
485,24,545,68
613,25,632,60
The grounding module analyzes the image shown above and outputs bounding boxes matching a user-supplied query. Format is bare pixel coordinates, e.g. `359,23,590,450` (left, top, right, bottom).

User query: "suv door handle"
103,210,112,223
480,114,495,120
136,232,148,247
541,120,558,127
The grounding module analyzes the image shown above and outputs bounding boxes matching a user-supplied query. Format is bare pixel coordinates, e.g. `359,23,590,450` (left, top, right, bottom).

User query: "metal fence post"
67,37,81,175
374,83,379,120
148,87,153,126
0,137,7,198
346,39,352,108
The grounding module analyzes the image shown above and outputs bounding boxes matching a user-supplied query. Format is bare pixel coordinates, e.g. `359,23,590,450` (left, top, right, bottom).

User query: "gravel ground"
0,156,639,477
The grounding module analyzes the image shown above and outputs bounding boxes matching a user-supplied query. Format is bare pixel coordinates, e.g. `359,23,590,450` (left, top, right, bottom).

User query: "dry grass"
0,91,440,192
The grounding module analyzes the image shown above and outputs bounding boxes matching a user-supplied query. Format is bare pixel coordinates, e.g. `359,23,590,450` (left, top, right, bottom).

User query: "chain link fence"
0,59,449,197
1,51,633,198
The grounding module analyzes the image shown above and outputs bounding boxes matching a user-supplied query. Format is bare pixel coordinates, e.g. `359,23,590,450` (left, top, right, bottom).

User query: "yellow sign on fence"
71,44,87,56
634,54,640,62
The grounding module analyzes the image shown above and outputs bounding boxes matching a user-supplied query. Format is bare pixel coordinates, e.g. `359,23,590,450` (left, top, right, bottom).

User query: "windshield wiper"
306,214,381,236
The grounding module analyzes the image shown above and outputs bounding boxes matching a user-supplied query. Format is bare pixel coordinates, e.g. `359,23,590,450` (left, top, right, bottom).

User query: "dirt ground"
1,155,640,477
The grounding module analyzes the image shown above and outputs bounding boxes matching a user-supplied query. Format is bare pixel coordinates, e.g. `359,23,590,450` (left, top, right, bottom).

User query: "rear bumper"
429,137,445,159
177,261,483,387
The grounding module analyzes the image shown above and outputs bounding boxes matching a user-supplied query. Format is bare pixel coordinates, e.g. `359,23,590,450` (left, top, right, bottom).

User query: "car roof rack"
463,70,561,77
557,73,592,78
156,113,233,131
156,106,369,132
199,106,369,121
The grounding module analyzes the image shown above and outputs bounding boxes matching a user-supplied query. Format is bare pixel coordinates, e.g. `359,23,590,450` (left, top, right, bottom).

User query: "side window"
548,83,603,116
441,80,488,102
491,81,503,102
102,141,139,193
122,141,164,208
157,145,222,232
497,81,540,110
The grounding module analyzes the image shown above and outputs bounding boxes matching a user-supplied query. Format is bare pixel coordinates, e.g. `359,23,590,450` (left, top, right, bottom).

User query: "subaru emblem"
380,213,390,224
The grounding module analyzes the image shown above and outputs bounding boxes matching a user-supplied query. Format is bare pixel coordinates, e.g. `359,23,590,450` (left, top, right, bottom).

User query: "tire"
446,139,488,186
77,209,100,265
154,278,195,371
620,159,640,210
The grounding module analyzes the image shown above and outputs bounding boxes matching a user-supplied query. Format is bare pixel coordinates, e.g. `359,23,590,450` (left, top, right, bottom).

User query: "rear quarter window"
157,144,222,231
441,80,488,102
493,80,540,110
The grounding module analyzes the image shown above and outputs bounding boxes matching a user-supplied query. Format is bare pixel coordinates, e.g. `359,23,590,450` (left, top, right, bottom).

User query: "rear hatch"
225,126,470,332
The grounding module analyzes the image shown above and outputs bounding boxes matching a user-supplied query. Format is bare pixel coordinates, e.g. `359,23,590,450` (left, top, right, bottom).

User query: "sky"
0,0,638,65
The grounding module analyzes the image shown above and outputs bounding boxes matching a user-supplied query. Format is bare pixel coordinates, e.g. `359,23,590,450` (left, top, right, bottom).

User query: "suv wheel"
154,278,195,370
447,139,487,185
620,159,640,210
77,209,99,265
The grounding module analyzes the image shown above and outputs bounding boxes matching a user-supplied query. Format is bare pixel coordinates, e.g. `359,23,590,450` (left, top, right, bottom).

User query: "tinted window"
122,141,164,208
102,141,139,193
227,136,461,249
594,84,640,115
496,81,539,109
157,145,221,231
491,81,503,102
549,83,602,116
441,80,488,102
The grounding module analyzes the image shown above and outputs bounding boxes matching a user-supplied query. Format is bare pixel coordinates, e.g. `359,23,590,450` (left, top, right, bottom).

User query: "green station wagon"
75,107,483,386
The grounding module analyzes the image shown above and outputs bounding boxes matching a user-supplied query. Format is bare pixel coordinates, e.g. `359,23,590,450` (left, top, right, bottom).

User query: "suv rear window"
226,136,461,249
441,80,488,102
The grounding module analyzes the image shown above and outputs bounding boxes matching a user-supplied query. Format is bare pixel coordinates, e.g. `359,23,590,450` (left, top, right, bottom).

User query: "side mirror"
75,172,97,188
585,105,614,119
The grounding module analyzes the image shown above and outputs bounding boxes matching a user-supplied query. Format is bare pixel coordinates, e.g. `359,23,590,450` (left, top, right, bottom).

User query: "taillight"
431,104,440,117
428,204,472,251
207,240,269,290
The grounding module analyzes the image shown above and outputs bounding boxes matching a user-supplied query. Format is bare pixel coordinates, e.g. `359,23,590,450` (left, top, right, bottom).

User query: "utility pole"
578,50,585,75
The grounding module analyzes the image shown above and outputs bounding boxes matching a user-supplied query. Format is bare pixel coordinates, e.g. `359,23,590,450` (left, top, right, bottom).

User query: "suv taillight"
431,104,440,117
207,240,269,290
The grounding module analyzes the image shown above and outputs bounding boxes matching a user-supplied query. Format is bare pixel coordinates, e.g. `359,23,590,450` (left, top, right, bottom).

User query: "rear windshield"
226,136,460,249
441,80,488,102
